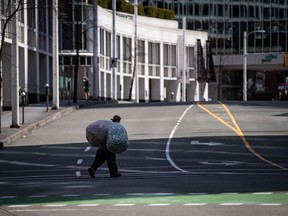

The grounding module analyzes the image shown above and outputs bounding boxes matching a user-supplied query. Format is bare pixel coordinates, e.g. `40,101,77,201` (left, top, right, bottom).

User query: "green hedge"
88,0,109,9
99,0,109,9
88,0,174,20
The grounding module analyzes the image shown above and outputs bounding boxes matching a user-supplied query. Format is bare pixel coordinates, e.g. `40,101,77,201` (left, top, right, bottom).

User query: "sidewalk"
0,99,111,148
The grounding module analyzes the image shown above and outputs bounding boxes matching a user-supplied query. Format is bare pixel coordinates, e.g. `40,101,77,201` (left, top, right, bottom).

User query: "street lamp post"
134,0,139,103
243,30,265,101
111,0,117,101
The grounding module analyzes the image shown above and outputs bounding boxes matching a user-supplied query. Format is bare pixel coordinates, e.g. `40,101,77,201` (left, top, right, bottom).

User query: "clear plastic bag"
86,120,114,148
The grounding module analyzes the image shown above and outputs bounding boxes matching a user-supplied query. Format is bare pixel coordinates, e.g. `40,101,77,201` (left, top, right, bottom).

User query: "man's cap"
111,115,121,122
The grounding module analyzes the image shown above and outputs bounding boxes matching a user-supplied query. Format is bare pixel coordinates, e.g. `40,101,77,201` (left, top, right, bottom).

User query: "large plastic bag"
86,120,114,148
106,123,129,154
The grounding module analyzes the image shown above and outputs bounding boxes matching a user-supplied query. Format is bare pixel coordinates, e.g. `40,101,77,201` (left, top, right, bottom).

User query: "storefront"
214,53,288,101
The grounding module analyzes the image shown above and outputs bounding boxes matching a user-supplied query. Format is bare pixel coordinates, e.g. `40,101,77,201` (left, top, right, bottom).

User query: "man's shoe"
88,167,95,178
110,173,121,178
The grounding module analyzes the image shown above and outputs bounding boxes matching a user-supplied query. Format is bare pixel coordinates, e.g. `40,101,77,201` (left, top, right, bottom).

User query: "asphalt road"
0,101,288,216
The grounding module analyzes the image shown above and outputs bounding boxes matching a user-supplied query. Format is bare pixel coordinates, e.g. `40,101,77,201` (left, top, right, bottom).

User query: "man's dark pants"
91,149,118,175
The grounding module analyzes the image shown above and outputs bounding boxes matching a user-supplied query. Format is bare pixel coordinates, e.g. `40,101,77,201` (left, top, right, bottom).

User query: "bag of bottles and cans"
86,120,128,154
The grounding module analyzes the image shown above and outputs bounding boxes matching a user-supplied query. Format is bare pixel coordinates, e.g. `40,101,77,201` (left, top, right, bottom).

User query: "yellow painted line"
219,102,242,132
196,103,238,133
197,102,288,171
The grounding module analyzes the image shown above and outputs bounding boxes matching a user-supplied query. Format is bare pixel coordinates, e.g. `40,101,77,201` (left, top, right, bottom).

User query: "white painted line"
0,196,17,199
0,159,55,167
184,203,206,206
221,193,239,195
8,205,30,208
190,141,225,146
148,204,170,206
76,171,81,176
0,182,8,185
166,104,193,173
62,194,81,197
188,193,208,195
84,147,91,152
125,193,145,196
10,209,87,212
259,203,281,206
220,203,243,206
113,204,135,206
44,204,67,207
253,192,272,195
77,159,83,164
78,204,100,207
93,194,111,196
155,193,174,196
29,195,49,198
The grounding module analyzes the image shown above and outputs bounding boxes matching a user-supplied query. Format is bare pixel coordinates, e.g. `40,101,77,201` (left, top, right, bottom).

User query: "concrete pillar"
160,42,164,102
11,0,20,128
144,39,149,102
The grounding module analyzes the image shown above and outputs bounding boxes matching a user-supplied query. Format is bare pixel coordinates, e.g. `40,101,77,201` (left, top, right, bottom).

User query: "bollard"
21,91,26,124
45,83,49,112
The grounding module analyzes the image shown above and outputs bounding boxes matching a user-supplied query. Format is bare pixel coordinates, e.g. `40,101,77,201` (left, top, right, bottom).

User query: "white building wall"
89,6,208,102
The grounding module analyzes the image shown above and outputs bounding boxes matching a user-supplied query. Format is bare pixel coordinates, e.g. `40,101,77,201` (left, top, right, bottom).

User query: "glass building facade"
143,0,288,100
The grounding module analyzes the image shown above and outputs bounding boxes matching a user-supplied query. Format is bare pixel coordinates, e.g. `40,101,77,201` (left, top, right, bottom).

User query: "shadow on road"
0,134,288,206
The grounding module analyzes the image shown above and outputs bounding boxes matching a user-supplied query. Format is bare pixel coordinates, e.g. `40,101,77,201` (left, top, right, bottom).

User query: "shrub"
87,0,174,20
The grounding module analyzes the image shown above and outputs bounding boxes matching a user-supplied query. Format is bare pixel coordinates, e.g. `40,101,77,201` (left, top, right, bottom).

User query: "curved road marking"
197,102,288,171
165,104,194,173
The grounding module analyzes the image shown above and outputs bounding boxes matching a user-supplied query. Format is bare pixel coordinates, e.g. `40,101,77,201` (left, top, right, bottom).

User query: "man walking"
88,115,122,178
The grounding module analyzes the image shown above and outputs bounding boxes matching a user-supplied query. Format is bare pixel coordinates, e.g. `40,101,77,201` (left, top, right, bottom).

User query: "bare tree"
0,0,65,132
216,50,229,100
60,0,92,103
128,40,145,101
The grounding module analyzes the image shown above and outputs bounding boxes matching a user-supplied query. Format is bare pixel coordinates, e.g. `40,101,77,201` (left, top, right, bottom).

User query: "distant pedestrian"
83,77,90,101
88,115,122,178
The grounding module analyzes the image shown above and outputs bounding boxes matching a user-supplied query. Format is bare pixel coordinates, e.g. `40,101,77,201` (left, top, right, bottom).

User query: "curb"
0,105,79,148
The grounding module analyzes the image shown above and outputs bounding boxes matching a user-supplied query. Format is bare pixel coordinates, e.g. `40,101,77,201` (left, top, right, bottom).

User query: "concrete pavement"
0,99,112,148
1,99,287,149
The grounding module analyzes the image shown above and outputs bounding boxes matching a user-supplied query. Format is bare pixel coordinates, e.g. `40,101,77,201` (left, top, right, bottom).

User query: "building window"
100,28,104,55
148,42,160,65
187,47,194,67
38,0,46,33
87,56,92,65
123,37,132,61
138,40,145,63
80,56,86,65
163,44,176,66
232,5,239,18
64,56,71,65
106,31,111,57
